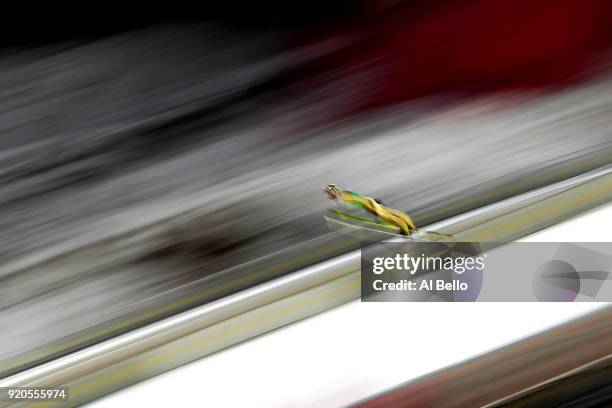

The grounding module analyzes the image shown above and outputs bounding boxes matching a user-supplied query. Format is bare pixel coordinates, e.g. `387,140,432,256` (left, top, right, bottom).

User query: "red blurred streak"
292,0,612,115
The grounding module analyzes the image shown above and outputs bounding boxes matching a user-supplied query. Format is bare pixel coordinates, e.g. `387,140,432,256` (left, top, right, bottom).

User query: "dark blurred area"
0,2,357,44
1,0,611,385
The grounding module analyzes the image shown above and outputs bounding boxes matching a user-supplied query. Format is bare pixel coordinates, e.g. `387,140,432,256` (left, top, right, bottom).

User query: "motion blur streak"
288,0,612,116
356,307,612,408
0,0,611,392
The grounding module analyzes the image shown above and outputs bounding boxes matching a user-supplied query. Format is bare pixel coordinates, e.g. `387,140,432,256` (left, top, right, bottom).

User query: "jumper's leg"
387,213,412,236
388,210,416,234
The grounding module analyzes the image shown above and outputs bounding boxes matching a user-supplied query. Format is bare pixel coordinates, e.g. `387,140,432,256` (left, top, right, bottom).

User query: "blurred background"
1,0,612,404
